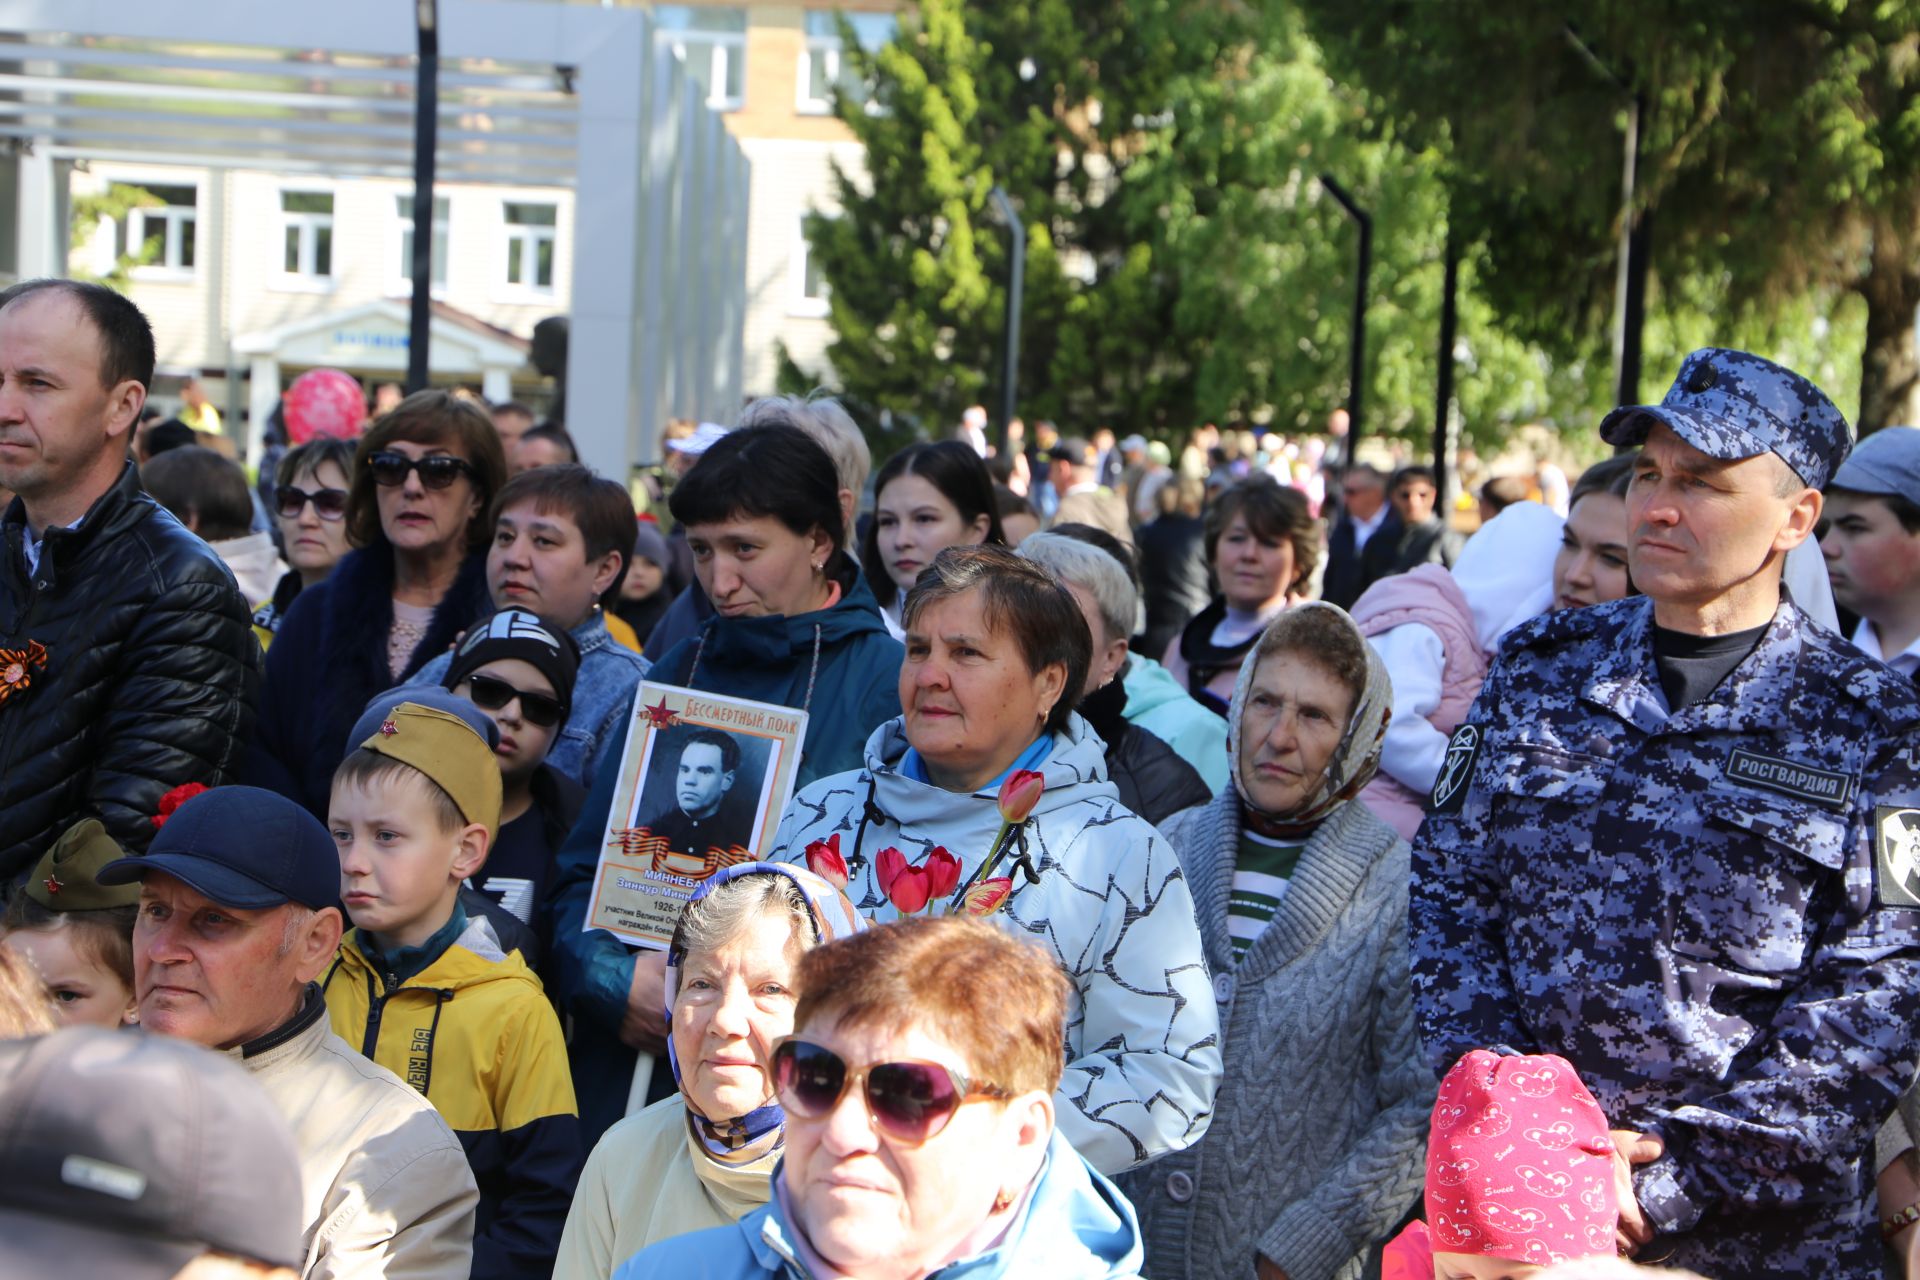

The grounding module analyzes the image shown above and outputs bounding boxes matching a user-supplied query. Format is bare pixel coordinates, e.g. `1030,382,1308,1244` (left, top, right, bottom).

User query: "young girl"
0,819,139,1028
1386,1049,1620,1280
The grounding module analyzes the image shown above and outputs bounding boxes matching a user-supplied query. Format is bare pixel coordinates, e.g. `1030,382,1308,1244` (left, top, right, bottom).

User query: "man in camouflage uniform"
1411,348,1920,1278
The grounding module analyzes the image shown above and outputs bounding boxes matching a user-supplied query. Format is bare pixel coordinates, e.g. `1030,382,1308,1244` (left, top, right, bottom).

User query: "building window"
799,10,896,114
126,183,198,274
792,213,831,317
503,201,557,293
653,6,748,112
278,189,334,281
395,193,450,291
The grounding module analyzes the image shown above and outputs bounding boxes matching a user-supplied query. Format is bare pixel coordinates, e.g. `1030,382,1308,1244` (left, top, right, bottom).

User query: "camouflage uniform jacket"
1411,594,1920,1279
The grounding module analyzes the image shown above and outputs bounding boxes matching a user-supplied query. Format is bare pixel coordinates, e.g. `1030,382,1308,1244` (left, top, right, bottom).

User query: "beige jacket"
1053,483,1135,547
553,1096,775,1280
228,995,478,1280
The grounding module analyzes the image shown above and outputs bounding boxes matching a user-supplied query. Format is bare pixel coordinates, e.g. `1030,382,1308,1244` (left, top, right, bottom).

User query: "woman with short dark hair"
251,436,357,650
250,390,506,815
1163,477,1319,716
551,423,905,1144
767,544,1221,1178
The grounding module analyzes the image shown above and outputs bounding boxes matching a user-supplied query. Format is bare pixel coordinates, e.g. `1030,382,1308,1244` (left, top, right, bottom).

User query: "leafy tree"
1287,0,1919,431
69,183,162,291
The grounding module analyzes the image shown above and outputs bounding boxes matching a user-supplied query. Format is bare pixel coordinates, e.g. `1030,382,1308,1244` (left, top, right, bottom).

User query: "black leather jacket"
1078,674,1213,827
0,464,259,890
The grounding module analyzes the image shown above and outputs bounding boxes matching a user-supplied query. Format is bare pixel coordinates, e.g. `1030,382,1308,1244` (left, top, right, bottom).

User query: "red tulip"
960,877,1014,916
804,834,849,889
886,864,933,914
875,846,907,896
923,846,961,899
997,769,1045,824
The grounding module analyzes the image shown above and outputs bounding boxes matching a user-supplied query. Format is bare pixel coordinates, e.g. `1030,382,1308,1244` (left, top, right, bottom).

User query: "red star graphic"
642,696,679,730
43,874,61,896
379,719,399,737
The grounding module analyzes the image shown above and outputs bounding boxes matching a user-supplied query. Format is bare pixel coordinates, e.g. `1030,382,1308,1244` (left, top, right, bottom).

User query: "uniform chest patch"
1431,724,1481,814
1725,748,1853,812
1875,807,1920,909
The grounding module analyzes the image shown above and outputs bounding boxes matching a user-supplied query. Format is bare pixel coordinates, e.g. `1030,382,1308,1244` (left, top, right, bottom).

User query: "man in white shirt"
1822,425,1920,678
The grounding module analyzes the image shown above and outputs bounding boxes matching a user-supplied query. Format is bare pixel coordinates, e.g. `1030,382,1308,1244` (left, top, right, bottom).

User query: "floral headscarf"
1225,601,1394,833
663,861,866,1164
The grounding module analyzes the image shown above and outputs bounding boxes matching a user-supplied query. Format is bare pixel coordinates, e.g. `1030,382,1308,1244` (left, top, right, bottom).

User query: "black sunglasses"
772,1038,1009,1146
275,484,349,521
367,450,477,490
463,673,565,728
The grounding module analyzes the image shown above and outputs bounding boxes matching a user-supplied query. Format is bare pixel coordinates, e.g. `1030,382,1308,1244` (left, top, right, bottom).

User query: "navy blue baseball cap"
97,786,338,912
1599,348,1853,490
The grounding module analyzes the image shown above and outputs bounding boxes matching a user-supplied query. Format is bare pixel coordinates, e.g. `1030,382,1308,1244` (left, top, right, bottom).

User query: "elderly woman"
252,390,504,815
1119,603,1433,1280
768,544,1220,1175
1163,477,1319,717
1017,529,1211,825
552,422,905,1143
553,863,863,1279
613,916,1145,1279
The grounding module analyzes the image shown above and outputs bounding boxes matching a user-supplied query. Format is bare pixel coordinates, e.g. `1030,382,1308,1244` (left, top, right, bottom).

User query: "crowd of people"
4,275,1920,1280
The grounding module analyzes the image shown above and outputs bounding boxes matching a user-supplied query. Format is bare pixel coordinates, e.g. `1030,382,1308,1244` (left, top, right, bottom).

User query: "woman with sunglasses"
555,862,864,1280
612,915,1145,1280
766,545,1220,1177
251,390,507,817
551,420,904,1145
252,435,356,650
1116,604,1432,1280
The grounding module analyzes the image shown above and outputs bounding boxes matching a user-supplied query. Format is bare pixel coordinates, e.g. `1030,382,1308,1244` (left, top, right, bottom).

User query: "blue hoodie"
610,1131,1144,1280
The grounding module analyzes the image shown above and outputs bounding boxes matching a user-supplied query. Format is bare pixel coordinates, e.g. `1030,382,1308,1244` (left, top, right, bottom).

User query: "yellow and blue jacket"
324,912,582,1280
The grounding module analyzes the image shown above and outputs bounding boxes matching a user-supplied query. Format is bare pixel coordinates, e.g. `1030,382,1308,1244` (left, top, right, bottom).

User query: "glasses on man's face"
275,485,349,521
367,450,476,491
771,1037,1009,1147
462,673,565,728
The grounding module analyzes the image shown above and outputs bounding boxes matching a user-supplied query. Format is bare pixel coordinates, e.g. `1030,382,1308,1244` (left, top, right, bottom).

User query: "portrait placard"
585,683,807,948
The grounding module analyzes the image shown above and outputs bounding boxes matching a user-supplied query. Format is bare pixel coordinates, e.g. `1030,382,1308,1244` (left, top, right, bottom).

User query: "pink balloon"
284,368,368,444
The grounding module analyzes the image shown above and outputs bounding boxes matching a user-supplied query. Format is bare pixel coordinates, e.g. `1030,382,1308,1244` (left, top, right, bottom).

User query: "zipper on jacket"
359,968,396,1060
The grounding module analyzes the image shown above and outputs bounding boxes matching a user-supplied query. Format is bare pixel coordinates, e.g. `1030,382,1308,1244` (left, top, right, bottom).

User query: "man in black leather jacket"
0,279,258,894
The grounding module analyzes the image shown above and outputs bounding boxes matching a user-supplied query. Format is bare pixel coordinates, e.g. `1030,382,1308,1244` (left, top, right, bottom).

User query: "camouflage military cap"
25,819,140,910
1599,348,1852,490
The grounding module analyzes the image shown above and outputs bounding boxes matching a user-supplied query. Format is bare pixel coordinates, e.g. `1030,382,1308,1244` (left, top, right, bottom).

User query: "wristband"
1882,1199,1920,1239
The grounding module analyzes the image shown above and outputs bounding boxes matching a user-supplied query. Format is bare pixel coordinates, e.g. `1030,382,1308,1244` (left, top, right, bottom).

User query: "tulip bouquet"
801,769,1046,919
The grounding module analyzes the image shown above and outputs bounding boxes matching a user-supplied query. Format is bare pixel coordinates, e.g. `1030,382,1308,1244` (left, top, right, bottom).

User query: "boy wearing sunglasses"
444,608,585,957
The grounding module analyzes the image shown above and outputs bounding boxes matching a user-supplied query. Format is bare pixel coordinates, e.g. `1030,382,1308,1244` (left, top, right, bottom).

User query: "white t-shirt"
1851,617,1920,678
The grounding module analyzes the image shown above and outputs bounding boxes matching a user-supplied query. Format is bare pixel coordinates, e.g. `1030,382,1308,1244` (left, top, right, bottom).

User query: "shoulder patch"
1430,724,1482,814
1875,806,1920,909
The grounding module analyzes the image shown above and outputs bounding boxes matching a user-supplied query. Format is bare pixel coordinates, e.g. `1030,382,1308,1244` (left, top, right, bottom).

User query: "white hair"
1017,532,1139,644
736,394,872,507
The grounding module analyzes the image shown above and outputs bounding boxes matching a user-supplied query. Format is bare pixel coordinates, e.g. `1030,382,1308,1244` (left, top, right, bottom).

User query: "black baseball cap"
0,1027,303,1279
97,784,339,912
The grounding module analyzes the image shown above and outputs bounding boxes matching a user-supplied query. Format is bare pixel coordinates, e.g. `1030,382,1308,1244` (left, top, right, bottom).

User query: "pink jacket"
1349,564,1488,838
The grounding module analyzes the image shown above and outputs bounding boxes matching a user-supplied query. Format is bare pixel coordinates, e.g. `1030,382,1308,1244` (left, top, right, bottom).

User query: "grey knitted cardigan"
1118,788,1435,1280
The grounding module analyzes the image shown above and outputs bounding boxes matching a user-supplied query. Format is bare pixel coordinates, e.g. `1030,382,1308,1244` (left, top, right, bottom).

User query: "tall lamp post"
1319,175,1373,464
406,0,440,393
988,186,1026,453
1565,25,1650,408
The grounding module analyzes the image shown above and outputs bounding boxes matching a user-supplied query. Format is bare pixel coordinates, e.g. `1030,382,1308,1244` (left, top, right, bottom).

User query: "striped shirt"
1227,829,1307,963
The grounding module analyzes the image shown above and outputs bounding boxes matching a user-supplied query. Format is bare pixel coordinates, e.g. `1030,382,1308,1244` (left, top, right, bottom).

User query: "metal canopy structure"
0,0,751,477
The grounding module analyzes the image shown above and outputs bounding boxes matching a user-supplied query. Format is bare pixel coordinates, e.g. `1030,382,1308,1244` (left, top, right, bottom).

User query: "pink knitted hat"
1426,1049,1619,1266
284,368,367,444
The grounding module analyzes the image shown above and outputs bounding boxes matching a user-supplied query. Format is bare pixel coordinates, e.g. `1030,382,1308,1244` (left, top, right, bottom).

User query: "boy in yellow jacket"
323,689,582,1280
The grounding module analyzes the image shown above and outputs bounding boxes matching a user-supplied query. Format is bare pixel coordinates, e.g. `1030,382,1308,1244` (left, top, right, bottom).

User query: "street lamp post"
1564,25,1651,408
407,0,440,393
988,186,1026,453
1319,175,1372,464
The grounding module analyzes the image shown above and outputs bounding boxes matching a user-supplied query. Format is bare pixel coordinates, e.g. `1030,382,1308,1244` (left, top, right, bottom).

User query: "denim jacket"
411,610,650,790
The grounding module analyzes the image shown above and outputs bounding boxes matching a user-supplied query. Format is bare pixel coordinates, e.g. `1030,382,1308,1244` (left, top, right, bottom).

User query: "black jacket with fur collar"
248,544,490,817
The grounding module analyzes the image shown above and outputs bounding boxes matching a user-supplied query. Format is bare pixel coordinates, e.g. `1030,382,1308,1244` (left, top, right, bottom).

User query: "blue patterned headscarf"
663,861,867,1162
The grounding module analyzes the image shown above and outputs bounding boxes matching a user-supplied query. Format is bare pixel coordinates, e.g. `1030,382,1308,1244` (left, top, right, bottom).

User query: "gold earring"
991,1188,1015,1214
